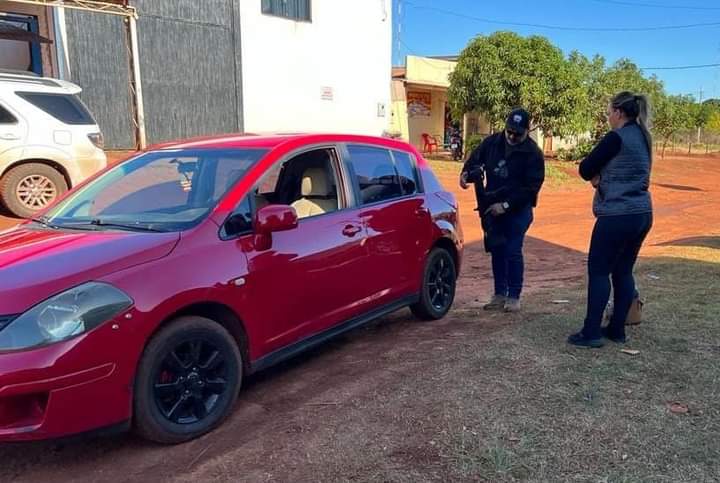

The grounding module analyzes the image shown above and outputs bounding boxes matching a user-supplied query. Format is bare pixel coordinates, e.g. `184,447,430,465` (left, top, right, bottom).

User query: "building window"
261,0,312,22
0,14,44,75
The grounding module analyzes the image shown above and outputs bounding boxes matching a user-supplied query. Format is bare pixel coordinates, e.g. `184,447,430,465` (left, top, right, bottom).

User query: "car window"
253,148,341,219
347,145,402,205
45,148,267,231
90,157,194,216
222,194,253,238
392,150,420,195
16,92,96,125
0,104,17,124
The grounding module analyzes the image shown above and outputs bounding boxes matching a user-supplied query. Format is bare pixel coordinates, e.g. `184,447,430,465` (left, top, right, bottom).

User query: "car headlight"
0,282,133,351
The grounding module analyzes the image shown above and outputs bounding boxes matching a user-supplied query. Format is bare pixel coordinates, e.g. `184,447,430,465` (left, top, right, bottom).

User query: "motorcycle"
450,130,463,161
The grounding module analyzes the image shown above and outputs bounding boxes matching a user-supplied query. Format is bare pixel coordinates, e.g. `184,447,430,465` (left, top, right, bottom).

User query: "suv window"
0,104,17,124
392,150,420,195
347,145,402,205
16,92,95,125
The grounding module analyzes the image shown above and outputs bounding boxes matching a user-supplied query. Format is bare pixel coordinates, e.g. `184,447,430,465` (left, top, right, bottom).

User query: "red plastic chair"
422,133,439,154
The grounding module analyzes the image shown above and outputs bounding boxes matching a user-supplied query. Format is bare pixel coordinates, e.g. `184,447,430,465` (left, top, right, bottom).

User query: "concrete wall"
389,79,409,140
405,55,454,88
239,0,392,135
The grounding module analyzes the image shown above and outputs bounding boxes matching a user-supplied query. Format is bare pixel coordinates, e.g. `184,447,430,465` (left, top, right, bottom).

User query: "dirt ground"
0,153,719,482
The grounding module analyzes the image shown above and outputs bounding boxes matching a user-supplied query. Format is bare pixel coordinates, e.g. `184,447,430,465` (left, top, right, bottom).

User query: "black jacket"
462,132,545,213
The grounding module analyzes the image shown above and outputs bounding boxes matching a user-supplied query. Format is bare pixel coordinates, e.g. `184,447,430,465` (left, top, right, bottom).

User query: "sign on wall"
407,91,431,118
321,86,334,101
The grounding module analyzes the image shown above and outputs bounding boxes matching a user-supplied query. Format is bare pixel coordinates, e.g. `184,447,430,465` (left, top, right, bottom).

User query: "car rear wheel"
0,163,68,218
133,316,243,444
410,247,457,320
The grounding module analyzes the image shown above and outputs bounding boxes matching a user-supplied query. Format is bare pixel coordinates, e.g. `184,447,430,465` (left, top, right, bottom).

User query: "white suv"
0,71,107,218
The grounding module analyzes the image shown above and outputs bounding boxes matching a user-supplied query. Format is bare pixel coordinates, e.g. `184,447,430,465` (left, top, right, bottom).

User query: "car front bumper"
0,319,140,442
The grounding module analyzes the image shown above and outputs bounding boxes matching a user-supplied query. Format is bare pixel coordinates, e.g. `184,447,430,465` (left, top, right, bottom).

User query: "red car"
0,134,462,444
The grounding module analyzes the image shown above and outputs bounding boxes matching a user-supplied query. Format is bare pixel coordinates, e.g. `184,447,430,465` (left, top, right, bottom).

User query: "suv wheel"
133,316,243,444
410,247,457,320
0,163,68,218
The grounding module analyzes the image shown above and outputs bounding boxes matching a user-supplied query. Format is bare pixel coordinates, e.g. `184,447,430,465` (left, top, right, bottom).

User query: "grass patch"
428,159,579,188
433,251,720,481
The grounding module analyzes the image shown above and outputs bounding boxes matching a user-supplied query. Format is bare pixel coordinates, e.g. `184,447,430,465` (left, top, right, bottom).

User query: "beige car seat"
291,168,337,218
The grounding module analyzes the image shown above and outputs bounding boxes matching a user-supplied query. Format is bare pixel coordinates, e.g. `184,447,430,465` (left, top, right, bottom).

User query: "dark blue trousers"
582,212,653,339
490,207,534,300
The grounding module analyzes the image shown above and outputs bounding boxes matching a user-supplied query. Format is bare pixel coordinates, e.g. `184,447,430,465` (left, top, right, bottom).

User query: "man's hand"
591,175,600,188
459,171,469,190
485,203,507,217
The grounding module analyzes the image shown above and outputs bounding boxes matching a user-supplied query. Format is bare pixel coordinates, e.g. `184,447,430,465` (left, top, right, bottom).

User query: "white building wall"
239,0,392,136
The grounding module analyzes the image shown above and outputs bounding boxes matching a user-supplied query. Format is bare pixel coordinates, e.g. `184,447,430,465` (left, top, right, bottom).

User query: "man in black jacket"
460,108,545,312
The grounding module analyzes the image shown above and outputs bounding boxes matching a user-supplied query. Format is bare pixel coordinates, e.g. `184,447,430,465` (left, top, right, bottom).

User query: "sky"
393,0,720,99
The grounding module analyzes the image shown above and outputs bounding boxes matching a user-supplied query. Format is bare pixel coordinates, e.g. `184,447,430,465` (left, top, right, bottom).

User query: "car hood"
0,225,180,314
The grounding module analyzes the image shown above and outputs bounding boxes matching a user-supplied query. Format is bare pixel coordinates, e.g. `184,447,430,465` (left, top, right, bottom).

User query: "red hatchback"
0,134,462,444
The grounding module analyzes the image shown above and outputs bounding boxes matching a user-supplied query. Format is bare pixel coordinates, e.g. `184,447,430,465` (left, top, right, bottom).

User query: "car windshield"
42,148,267,232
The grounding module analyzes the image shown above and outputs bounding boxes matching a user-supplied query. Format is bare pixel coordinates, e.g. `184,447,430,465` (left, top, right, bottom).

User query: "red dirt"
0,153,718,482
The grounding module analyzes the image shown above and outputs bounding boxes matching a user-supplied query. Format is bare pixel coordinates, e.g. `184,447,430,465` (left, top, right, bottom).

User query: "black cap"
505,108,530,134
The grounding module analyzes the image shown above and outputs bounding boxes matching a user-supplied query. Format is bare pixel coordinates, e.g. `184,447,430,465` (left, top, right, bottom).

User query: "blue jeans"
490,207,534,299
582,212,653,339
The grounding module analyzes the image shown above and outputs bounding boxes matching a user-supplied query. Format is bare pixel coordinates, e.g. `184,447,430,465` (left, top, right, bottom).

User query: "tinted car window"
347,145,402,205
16,92,95,125
0,104,16,124
392,150,420,195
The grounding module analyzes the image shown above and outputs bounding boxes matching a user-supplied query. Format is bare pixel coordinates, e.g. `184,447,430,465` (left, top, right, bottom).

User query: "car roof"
148,132,419,154
0,71,82,95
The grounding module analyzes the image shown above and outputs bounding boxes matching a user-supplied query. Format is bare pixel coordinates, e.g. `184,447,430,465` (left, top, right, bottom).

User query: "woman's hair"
611,91,653,161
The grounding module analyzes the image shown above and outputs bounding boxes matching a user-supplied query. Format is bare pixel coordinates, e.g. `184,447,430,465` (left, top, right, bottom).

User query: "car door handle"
342,224,362,237
0,133,20,141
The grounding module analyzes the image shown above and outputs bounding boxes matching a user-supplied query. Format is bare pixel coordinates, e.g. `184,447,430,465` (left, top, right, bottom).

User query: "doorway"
0,13,43,75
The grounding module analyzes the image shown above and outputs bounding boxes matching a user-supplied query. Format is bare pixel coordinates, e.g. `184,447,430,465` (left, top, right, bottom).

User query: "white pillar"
52,6,71,79
128,14,147,149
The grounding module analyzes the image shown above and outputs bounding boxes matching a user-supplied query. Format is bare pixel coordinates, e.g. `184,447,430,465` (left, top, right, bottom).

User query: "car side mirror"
253,204,298,250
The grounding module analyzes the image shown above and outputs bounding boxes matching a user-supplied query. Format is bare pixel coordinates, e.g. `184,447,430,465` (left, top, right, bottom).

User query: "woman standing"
568,92,654,348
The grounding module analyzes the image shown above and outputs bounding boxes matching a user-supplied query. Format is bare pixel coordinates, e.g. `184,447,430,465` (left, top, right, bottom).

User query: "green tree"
688,101,712,150
576,57,664,141
448,32,591,139
654,94,694,158
707,110,720,135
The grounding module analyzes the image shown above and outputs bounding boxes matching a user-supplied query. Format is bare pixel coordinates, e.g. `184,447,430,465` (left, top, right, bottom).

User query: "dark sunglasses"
505,129,523,138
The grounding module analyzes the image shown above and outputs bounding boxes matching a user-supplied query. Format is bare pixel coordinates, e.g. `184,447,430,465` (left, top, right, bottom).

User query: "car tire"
0,163,68,218
410,247,457,320
133,316,243,444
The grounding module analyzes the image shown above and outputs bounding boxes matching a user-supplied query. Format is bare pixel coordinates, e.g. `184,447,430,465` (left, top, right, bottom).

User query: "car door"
0,101,27,161
344,144,432,304
229,146,374,354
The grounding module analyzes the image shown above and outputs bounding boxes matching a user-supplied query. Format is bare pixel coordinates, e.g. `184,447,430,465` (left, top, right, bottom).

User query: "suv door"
0,101,27,161
223,146,373,356
344,144,432,303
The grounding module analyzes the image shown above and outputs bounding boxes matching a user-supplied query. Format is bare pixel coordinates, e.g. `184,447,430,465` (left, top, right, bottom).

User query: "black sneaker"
567,332,604,348
601,327,627,344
